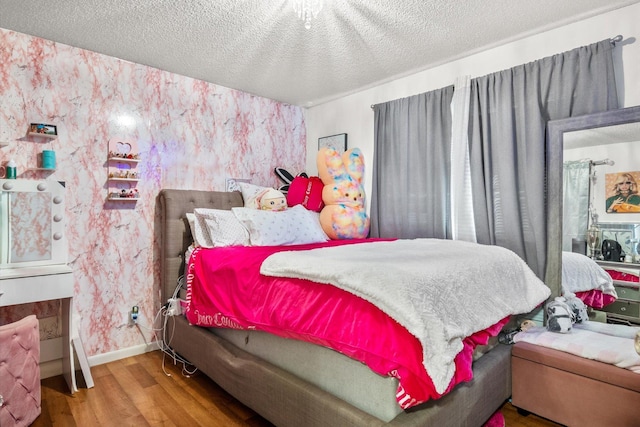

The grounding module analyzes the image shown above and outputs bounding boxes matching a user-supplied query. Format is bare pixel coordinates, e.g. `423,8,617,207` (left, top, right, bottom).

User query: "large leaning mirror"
547,105,640,324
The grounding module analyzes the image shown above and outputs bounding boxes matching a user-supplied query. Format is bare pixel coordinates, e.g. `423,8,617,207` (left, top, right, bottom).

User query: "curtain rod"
369,35,624,111
591,158,614,166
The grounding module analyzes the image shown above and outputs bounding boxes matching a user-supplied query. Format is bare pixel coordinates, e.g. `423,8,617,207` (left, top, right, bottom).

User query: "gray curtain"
468,39,618,283
563,161,591,252
370,86,454,238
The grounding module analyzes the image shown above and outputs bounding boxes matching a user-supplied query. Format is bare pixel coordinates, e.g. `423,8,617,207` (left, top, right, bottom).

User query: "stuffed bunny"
316,147,370,239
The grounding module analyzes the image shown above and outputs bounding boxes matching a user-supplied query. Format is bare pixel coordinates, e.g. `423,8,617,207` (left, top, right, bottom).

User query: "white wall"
305,2,640,202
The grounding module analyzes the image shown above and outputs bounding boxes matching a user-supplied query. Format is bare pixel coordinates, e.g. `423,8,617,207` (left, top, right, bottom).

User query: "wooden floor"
32,350,562,427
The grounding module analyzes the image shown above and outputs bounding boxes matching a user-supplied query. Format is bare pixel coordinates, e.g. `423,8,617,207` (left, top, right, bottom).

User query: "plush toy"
519,320,537,331
257,188,287,211
546,297,576,333
563,292,589,323
274,167,308,194
316,147,370,239
498,319,538,344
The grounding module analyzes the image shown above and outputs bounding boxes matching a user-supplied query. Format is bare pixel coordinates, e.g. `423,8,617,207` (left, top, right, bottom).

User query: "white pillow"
194,208,250,247
238,182,271,209
561,251,613,293
232,204,328,246
186,212,212,248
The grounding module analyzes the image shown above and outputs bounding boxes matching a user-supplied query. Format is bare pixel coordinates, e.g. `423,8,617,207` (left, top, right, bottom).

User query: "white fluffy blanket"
514,325,640,373
561,251,616,296
260,238,551,393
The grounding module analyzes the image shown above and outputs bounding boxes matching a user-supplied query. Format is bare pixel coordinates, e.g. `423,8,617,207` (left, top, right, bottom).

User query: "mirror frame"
547,105,640,298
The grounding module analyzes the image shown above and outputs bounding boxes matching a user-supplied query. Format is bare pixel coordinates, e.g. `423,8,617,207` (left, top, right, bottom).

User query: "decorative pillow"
232,204,328,246
194,208,250,247
238,182,272,209
287,176,324,212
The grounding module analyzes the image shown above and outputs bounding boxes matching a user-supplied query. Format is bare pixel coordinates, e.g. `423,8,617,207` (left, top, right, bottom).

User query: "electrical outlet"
167,298,181,316
130,305,139,325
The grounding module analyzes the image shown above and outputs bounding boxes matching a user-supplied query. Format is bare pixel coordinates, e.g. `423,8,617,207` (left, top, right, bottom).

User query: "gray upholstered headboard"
158,189,244,304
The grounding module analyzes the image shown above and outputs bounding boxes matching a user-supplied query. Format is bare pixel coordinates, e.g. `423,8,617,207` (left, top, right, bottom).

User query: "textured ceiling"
0,0,637,107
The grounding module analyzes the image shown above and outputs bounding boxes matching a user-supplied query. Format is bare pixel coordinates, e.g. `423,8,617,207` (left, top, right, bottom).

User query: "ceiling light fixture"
292,0,323,30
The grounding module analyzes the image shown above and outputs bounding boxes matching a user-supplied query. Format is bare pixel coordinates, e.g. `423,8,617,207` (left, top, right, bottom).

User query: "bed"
158,188,548,427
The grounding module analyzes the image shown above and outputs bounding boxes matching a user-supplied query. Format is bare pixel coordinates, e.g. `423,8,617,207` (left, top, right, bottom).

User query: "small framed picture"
29,123,57,136
318,133,347,153
226,177,251,192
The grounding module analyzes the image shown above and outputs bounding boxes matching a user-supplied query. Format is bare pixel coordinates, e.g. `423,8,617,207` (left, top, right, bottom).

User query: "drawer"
614,285,640,302
602,300,640,319
0,272,73,306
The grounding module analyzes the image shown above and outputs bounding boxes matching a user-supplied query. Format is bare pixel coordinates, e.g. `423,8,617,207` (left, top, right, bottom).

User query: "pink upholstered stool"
0,315,41,427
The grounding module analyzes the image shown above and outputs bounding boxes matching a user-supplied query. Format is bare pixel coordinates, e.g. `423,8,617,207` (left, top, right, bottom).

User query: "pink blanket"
185,240,508,408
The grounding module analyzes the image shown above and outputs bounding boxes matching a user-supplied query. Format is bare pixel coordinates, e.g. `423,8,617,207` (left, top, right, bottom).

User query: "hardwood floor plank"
139,351,250,427
30,350,562,427
31,376,70,427
85,366,148,426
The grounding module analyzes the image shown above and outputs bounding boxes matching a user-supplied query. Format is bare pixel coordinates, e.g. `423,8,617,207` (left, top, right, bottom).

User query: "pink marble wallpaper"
0,28,306,356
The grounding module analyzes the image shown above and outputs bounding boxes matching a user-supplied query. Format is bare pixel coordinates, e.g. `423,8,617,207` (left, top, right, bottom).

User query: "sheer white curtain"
450,76,476,242
563,161,591,252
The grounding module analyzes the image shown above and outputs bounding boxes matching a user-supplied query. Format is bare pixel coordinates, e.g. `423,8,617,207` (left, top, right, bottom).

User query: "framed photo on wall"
318,133,347,153
29,122,57,137
604,170,640,213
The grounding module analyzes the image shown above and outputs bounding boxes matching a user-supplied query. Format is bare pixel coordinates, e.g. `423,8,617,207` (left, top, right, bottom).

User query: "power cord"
158,278,198,378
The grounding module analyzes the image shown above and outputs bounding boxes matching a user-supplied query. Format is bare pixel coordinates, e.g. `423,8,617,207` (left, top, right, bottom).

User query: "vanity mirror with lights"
0,178,67,268
549,105,640,325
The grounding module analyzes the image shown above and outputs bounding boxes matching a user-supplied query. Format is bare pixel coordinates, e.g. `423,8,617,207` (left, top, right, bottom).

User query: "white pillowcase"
232,204,328,246
193,208,250,247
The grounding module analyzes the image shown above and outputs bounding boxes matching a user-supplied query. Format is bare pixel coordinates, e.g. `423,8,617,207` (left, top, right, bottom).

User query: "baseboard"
88,341,161,366
39,339,160,379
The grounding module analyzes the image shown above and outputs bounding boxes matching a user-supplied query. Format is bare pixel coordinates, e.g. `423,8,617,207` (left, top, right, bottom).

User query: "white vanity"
0,178,90,393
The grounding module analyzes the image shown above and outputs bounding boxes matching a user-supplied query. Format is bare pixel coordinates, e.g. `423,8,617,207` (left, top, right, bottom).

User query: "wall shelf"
107,138,140,203
107,196,139,202
107,157,140,164
107,177,139,182
28,132,57,139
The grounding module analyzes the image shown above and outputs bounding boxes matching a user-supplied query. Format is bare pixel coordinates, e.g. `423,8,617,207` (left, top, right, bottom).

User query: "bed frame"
158,188,512,426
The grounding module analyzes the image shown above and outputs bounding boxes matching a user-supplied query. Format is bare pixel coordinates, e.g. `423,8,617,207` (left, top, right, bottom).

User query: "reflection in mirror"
10,191,52,262
562,114,640,261
598,222,640,262
546,106,640,300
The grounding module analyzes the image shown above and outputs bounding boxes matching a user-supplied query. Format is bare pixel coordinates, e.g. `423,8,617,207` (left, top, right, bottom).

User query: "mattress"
210,327,403,422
